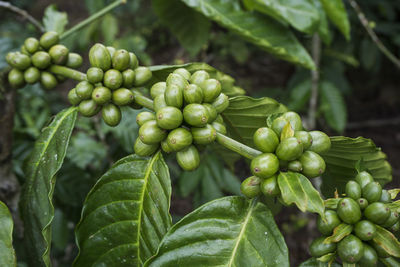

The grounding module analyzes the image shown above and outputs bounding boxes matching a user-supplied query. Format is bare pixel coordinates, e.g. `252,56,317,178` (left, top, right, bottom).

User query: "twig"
0,1,44,32
348,0,400,69
346,117,400,129
308,34,321,130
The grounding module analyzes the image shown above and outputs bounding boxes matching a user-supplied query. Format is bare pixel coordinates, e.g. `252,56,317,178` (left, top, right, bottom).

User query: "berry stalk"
49,65,86,81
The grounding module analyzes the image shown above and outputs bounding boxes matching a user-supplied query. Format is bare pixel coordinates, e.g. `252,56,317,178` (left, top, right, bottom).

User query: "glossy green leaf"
287,78,311,112
222,95,287,146
0,201,16,267
324,198,341,209
277,172,325,218
299,258,340,267
320,81,347,133
323,223,352,244
181,0,315,69
149,62,245,97
388,200,400,213
372,225,400,258
20,107,77,267
243,0,320,34
153,0,210,55
312,0,332,45
319,0,350,40
74,152,172,266
43,4,68,34
381,257,400,267
144,196,289,267
321,136,392,197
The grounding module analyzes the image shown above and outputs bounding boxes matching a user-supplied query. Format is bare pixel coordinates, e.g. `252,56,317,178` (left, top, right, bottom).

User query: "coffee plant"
1,1,399,267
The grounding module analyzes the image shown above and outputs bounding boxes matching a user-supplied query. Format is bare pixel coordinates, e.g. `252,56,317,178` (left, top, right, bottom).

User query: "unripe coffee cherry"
167,128,193,151
271,117,288,137
354,220,376,241
362,182,382,203
68,88,81,106
201,78,221,103
136,111,156,127
183,84,203,104
190,70,209,86
106,46,116,57
299,151,326,178
156,106,183,130
9,53,31,70
92,86,112,104
212,121,227,135
308,131,331,153
357,198,368,210
24,67,40,84
129,52,138,69
203,103,217,122
337,197,361,224
122,69,135,88
337,235,364,263
102,103,122,127
191,124,217,145
87,67,104,84
358,244,378,267
153,94,167,112
89,43,112,71
176,145,200,171
150,82,167,99
253,127,279,153
355,171,374,189
183,104,209,127
139,120,167,144
112,88,134,106
49,44,69,65
40,71,57,90
39,31,59,49
32,51,51,69
164,84,183,108
294,131,312,150
309,237,337,258
211,93,229,113
282,112,303,131
161,139,173,153
275,137,303,161
66,53,83,69
112,49,130,71
260,175,280,197
8,68,25,88
173,68,191,80
346,181,362,200
133,66,152,86
76,81,94,100
288,160,302,172
104,69,123,90
380,189,391,203
250,153,279,178
78,99,101,117
241,176,261,198
24,37,39,54
166,73,189,90
134,138,159,157
317,210,341,235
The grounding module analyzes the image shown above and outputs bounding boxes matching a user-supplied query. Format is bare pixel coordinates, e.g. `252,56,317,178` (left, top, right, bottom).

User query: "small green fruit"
271,117,288,137
346,181,362,200
21,45,30,55
241,176,261,198
380,190,391,203
68,88,81,106
40,71,57,90
39,31,59,49
104,69,123,90
203,103,217,122
308,131,331,153
153,94,167,112
78,99,100,117
354,220,376,241
49,44,69,65
129,52,138,69
86,67,104,84
215,115,224,124
112,88,134,106
102,103,121,127
190,70,209,86
358,244,378,267
294,131,312,150
260,175,280,197
176,145,200,171
288,160,302,172
391,221,400,232
89,43,112,71
156,106,183,130
173,68,191,80
211,93,229,113
201,78,221,103
136,111,156,127
183,84,203,104
282,112,303,131
167,128,193,151
76,81,94,100
66,53,83,69
134,138,159,157
8,68,25,88
212,122,227,135
166,73,189,90
31,51,51,69
133,66,152,86
250,153,279,178
317,210,341,235
9,53,31,70
191,124,217,145
122,69,135,88
253,127,279,153
275,137,303,161
362,182,382,203
364,202,391,224
183,104,209,127
106,46,116,57
337,235,364,263
355,171,374,188
357,198,369,210
24,67,40,84
150,82,167,99
309,237,337,257
337,197,362,224
164,84,183,108
112,49,130,71
24,37,39,54
299,151,326,178
382,211,399,228
139,120,167,144
92,86,112,104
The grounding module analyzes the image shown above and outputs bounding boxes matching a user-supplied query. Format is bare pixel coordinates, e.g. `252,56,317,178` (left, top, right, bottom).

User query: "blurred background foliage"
1,0,400,265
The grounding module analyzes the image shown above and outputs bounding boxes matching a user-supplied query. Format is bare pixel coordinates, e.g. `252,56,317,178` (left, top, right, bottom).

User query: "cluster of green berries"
6,31,82,89
310,171,399,266
240,111,331,198
67,43,152,127
133,68,229,171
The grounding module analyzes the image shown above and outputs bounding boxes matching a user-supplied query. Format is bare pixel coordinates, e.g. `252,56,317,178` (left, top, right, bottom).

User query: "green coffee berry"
92,86,112,104
173,68,191,80
308,131,331,154
382,211,399,228
260,175,280,197
275,137,303,161
176,145,200,171
153,94,167,112
106,46,116,57
241,176,261,198
139,120,167,144
156,106,183,130
150,82,167,99
299,151,326,178
183,84,203,104
164,84,183,108
317,210,341,235
122,69,135,88
24,67,40,84
337,235,364,263
190,70,209,86
31,51,51,69
112,49,130,71
358,244,378,267
102,103,122,127
9,53,31,70
364,202,390,224
66,53,83,69
40,71,57,90
183,104,209,127
354,220,376,241
39,31,59,49
49,44,69,65
112,88,134,106
21,45,30,56
89,43,112,71
68,88,81,106
203,103,217,123
191,124,217,145
212,121,227,135
282,112,303,131
391,221,400,232
380,190,391,203
161,139,173,153
166,73,189,90
253,127,279,153
250,153,279,178
87,67,104,84
357,198,368,210
346,181,362,200
337,197,362,224
136,111,156,127
201,79,221,103
309,237,337,257
294,131,312,150
129,52,138,69
8,68,25,88
24,37,39,54
133,66,152,86
104,69,123,90
362,182,382,203
134,138,159,157
271,117,288,137
167,128,193,151
355,171,374,189
215,115,224,124
76,81,94,100
211,93,229,113
6,52,16,65
288,160,302,172
78,99,100,117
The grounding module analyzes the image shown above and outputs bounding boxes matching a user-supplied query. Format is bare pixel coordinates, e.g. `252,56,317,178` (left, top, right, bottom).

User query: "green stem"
49,65,87,81
131,90,154,110
216,133,261,160
60,0,126,40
